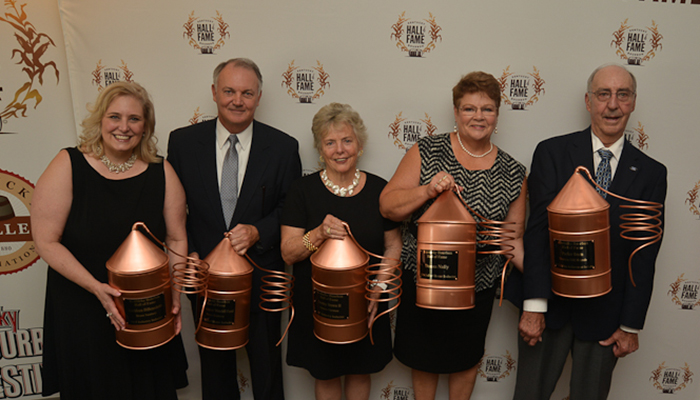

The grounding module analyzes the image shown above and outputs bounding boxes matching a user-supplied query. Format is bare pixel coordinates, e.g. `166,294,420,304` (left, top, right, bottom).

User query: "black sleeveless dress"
42,148,188,399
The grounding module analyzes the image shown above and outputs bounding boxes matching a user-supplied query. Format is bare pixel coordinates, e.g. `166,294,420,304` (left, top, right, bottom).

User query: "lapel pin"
630,166,638,171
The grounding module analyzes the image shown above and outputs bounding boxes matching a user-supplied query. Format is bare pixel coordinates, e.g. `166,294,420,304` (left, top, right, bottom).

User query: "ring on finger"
326,227,331,235
106,312,113,318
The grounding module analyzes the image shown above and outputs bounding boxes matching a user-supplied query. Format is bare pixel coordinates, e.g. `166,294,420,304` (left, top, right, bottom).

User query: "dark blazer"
507,128,666,341
167,118,302,303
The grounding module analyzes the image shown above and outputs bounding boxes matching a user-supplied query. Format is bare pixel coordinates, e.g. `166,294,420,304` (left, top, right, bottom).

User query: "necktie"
595,149,613,198
221,134,239,226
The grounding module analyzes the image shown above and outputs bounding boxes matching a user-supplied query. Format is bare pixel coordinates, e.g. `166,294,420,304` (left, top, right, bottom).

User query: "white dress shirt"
215,119,253,195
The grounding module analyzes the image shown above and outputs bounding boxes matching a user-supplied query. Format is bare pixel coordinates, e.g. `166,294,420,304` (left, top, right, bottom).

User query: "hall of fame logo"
668,274,700,310
390,12,442,58
388,112,437,151
0,0,60,134
685,180,700,218
182,11,229,54
611,19,663,66
477,351,516,382
281,60,330,103
498,66,546,110
650,362,694,394
189,107,216,125
624,121,649,150
380,380,413,400
0,169,38,275
91,60,134,92
0,305,44,397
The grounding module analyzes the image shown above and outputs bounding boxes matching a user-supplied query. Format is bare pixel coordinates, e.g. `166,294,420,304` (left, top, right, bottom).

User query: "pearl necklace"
321,169,361,197
101,152,137,173
456,132,493,158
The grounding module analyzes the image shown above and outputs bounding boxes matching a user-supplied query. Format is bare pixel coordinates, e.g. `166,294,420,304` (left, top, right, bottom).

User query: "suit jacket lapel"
196,119,227,228
231,120,270,223
608,139,639,201
568,128,595,177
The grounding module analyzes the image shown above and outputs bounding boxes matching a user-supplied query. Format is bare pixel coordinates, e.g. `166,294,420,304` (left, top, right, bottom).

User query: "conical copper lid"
417,190,475,224
548,170,610,214
311,234,369,271
204,237,254,276
0,196,15,221
106,224,168,275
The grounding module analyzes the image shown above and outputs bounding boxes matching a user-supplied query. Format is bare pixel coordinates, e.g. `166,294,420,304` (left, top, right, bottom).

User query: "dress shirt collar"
591,131,624,161
216,118,253,152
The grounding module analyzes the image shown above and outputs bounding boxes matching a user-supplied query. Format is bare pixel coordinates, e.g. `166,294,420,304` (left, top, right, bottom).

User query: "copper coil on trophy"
547,166,663,298
310,222,401,345
415,190,516,310
186,232,295,350
106,222,209,350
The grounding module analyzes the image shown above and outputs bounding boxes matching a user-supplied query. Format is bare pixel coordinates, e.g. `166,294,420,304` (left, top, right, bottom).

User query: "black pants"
189,294,285,400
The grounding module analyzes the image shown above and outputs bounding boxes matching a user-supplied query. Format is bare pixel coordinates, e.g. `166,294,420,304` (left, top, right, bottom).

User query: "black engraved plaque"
124,293,166,325
313,289,349,320
203,298,236,326
420,249,459,280
553,240,595,270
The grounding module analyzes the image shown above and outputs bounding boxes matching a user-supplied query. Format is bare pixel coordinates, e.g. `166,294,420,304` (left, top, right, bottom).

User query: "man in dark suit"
509,64,667,400
168,58,301,400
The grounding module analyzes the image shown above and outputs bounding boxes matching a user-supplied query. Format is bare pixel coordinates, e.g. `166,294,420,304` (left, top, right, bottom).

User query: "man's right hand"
519,311,546,346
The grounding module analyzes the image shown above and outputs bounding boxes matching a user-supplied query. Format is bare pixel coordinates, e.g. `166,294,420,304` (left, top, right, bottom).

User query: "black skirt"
393,277,497,374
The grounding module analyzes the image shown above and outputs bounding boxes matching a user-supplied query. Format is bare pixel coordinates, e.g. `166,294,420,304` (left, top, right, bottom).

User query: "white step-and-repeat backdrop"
1,0,698,398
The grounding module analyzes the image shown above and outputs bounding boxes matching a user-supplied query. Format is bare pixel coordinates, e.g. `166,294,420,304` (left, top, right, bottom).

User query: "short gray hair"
212,58,263,92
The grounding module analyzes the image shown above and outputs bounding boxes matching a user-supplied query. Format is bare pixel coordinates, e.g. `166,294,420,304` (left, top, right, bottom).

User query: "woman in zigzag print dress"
379,71,527,400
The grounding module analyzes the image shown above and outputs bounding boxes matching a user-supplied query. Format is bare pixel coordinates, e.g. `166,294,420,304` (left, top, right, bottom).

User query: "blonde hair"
311,103,368,155
78,81,159,163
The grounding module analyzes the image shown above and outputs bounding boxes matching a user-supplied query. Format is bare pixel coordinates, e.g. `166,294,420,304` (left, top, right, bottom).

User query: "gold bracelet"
303,231,319,252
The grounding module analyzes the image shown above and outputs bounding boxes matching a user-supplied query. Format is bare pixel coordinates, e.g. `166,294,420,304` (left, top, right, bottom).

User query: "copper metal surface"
196,237,253,350
416,191,477,310
311,227,370,344
107,223,175,349
308,222,402,345
576,166,664,287
250,252,295,347
548,169,612,298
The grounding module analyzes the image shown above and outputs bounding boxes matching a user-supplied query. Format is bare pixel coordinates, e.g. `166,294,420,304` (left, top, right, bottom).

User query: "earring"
494,127,498,135
320,155,324,163
359,150,364,157
453,124,457,132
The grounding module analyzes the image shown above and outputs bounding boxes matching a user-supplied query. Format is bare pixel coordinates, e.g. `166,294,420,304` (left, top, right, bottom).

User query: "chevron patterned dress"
394,133,526,373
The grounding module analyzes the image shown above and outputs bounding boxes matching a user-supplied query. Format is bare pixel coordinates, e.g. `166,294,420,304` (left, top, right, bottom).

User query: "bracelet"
369,280,388,290
303,231,319,252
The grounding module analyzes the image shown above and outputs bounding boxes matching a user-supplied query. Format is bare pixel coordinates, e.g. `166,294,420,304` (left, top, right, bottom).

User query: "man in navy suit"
509,64,667,400
168,58,301,400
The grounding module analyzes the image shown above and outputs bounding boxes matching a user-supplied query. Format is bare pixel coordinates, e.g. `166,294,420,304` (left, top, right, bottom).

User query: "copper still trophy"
195,236,253,350
310,222,401,344
548,167,663,298
106,223,177,350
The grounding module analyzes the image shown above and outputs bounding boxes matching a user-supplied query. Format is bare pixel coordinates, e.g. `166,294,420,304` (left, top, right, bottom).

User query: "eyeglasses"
459,106,497,116
589,90,636,103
